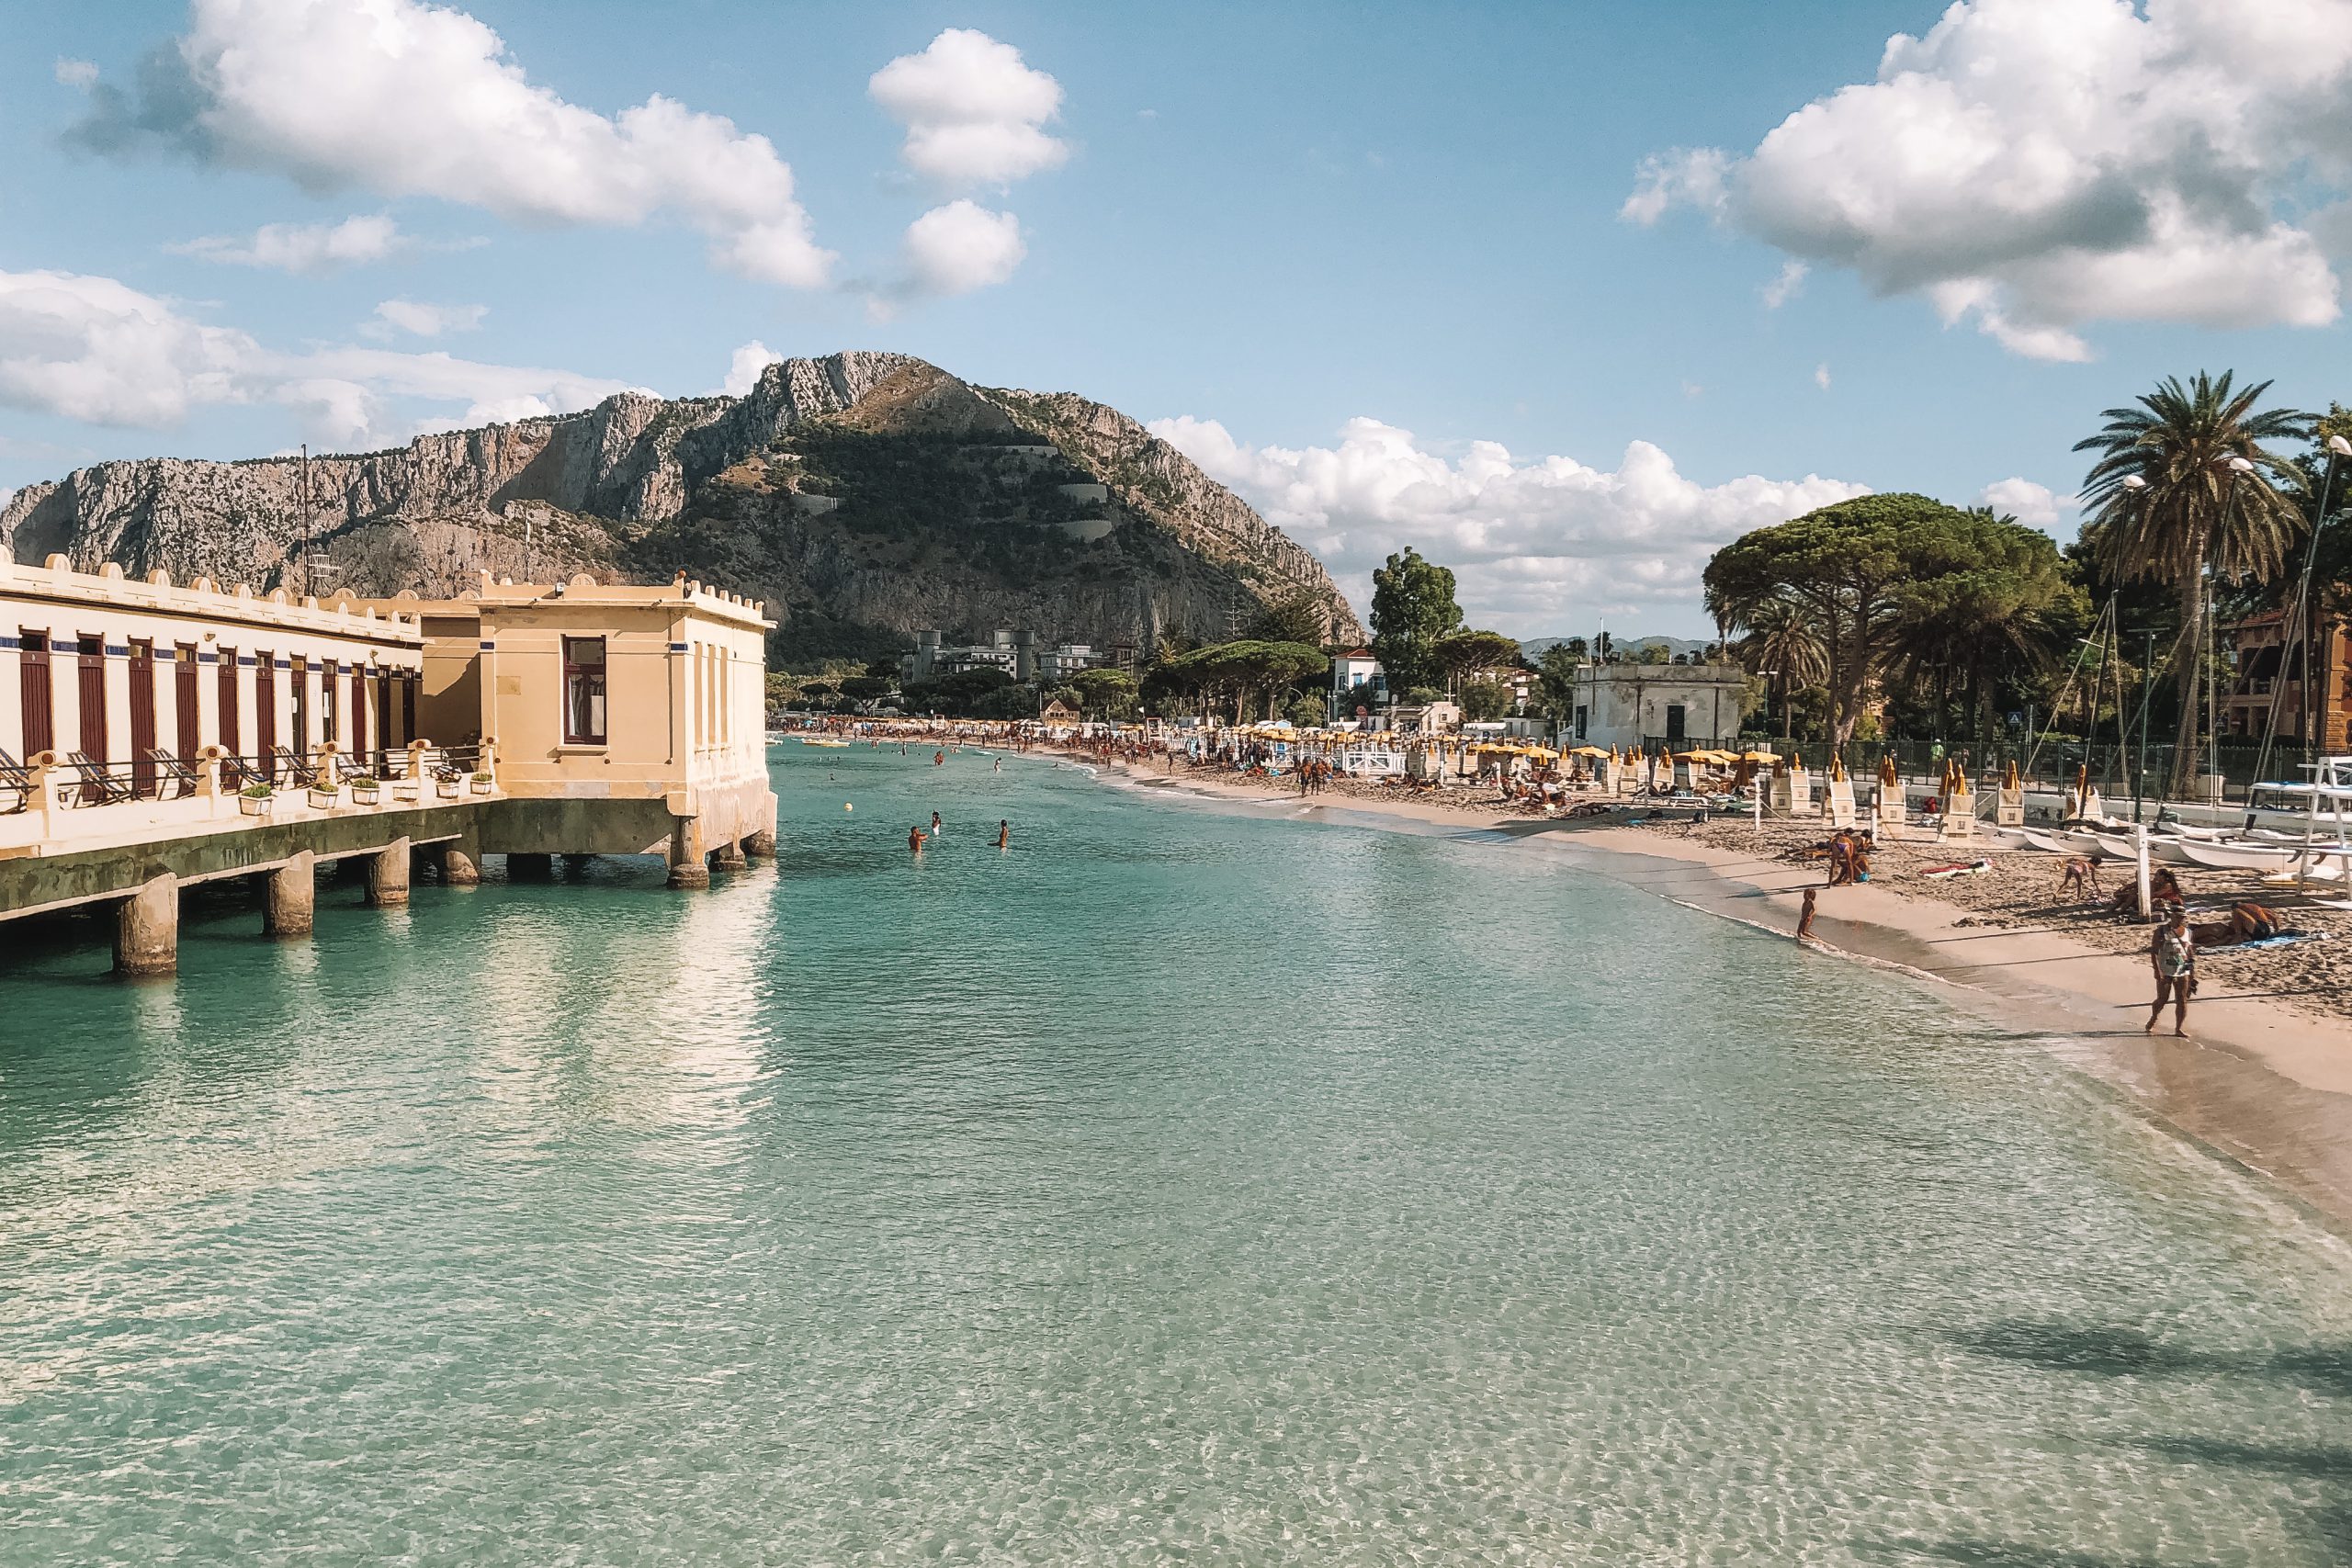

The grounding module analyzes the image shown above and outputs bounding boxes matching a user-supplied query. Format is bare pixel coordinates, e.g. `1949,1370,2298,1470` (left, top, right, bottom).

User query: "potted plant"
435,773,461,800
392,776,420,804
469,770,495,795
350,775,382,804
308,780,340,810
239,783,273,818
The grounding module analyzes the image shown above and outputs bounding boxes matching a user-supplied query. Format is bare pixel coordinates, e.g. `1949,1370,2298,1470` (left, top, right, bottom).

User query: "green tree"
1069,667,1141,719
1370,548,1461,694
1246,592,1330,646
2075,371,2310,789
1433,628,1522,693
1732,598,1826,739
1459,678,1513,722
1705,494,1986,743
1533,642,1584,720
1883,509,2080,744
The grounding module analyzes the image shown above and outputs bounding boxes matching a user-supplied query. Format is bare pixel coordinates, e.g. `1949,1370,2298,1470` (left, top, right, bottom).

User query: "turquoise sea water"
2,745,2349,1566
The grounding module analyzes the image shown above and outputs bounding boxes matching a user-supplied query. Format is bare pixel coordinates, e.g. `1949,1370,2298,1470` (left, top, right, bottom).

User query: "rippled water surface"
4,746,2351,1565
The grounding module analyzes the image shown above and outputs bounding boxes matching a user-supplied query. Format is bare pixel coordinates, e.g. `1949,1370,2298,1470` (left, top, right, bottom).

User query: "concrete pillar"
744,829,777,859
508,852,553,880
113,873,178,977
367,835,412,908
440,846,481,886
712,839,748,872
266,850,315,937
667,817,709,890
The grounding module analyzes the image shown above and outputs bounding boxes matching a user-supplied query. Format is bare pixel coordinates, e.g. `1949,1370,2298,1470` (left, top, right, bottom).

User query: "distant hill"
1520,634,1712,660
0,352,1363,664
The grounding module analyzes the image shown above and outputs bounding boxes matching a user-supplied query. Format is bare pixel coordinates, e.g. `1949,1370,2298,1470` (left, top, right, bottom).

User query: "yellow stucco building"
349,572,776,886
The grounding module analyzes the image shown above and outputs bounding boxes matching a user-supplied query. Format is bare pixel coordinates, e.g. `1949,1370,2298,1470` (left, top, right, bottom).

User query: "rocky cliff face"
0,352,1361,654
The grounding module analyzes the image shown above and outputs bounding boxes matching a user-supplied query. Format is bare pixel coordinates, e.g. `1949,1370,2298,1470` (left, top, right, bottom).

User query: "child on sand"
2147,904,2195,1036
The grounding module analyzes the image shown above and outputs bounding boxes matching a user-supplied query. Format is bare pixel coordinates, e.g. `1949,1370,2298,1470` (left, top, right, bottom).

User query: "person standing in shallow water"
931,811,944,838
909,825,925,853
2147,904,2195,1036
996,819,1010,850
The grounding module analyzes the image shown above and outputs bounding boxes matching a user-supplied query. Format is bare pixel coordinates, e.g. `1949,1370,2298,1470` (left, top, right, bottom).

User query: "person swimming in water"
996,819,1009,849
933,750,945,766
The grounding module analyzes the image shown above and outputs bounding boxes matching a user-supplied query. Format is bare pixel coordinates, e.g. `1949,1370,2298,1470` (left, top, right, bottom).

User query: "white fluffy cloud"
1761,259,1807,309
54,58,98,89
720,341,780,397
1975,477,2072,527
169,213,412,273
1153,414,1871,634
75,0,831,288
1625,0,2352,358
360,299,487,339
869,29,1069,186
0,268,620,448
902,201,1026,297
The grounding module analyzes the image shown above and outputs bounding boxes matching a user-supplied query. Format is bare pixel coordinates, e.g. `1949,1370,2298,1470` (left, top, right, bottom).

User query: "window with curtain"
563,637,607,744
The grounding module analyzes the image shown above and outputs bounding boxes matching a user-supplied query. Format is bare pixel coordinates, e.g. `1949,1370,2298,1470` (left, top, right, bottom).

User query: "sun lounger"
272,746,323,789
0,749,29,814
66,751,136,806
142,748,201,800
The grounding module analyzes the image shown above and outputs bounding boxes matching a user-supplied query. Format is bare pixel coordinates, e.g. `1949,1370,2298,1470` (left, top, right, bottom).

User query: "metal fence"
1624,735,2325,802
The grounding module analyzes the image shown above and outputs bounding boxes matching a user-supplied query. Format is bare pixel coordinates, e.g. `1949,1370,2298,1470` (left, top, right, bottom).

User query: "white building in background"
1569,662,1747,749
1331,649,1385,711
901,630,1110,686
1034,642,1102,682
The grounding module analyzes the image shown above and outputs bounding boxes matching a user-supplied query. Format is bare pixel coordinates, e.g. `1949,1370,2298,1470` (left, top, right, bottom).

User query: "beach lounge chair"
0,749,29,814
272,746,323,789
67,751,136,806
142,748,201,800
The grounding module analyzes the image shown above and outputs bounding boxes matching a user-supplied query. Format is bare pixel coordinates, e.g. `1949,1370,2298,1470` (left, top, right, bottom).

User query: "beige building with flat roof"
349,572,776,886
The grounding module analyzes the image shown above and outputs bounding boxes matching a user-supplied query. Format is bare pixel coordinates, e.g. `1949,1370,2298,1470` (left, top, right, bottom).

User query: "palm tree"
2075,372,2311,793
1735,596,1826,739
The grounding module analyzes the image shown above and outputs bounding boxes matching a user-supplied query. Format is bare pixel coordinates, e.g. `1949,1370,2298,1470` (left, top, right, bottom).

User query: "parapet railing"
1,739,499,841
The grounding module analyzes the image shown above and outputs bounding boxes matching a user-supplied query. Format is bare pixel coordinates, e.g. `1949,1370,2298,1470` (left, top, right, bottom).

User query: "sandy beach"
1087,750,2352,1224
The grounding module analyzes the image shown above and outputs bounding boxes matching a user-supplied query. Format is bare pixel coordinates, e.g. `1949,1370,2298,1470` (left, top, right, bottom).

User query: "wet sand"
1089,753,2352,1227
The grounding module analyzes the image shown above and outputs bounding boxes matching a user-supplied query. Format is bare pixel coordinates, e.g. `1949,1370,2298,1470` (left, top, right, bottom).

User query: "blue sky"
5,0,2349,635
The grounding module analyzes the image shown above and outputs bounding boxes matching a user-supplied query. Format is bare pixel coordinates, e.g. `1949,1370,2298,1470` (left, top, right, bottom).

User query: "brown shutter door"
217,649,241,761
175,645,200,760
18,633,53,757
376,670,393,752
77,637,107,762
130,640,158,795
254,655,277,779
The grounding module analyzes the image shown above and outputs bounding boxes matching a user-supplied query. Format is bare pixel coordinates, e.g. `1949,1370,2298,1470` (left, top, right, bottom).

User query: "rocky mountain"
0,352,1362,661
